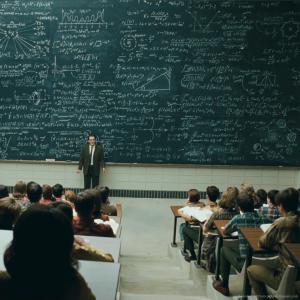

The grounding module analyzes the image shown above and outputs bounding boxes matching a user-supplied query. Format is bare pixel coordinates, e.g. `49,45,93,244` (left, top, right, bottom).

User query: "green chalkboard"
0,0,299,165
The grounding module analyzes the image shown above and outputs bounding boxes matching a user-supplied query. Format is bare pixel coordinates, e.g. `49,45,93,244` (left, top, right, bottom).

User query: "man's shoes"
180,249,188,257
184,255,197,262
212,280,230,296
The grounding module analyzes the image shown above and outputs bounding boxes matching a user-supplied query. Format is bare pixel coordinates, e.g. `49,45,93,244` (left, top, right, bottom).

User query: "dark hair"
49,202,73,222
188,189,200,203
236,192,254,212
13,181,26,197
88,133,96,140
42,184,53,200
74,190,95,218
206,186,220,202
275,188,299,213
4,205,76,298
52,183,64,198
0,197,21,229
26,182,42,203
0,185,9,199
267,189,279,206
254,189,267,208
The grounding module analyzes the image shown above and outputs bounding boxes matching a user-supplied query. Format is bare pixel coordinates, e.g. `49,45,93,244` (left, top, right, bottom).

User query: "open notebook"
260,223,272,233
94,218,119,235
179,206,213,222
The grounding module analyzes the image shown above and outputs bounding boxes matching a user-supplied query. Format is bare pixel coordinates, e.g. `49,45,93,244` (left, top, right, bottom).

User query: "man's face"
88,136,96,146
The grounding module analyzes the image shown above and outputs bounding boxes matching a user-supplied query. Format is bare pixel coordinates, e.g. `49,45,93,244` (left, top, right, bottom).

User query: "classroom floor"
115,197,211,300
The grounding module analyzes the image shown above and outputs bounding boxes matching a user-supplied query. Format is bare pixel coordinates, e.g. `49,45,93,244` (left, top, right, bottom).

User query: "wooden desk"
285,243,300,267
214,220,230,238
170,205,183,247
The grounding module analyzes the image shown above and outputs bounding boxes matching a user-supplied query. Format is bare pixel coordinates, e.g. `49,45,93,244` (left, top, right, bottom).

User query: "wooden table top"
214,220,231,238
240,228,265,252
285,243,300,266
170,205,183,217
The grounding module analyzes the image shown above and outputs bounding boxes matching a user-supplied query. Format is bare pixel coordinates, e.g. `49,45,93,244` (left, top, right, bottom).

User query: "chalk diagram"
292,69,300,86
281,20,300,40
135,68,171,93
0,136,11,159
58,9,108,32
120,35,137,51
0,21,41,58
187,10,220,32
14,89,48,105
53,56,80,79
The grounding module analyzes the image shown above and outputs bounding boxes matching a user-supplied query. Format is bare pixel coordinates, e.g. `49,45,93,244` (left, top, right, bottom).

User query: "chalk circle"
253,143,262,152
120,35,137,51
287,132,297,143
276,119,286,129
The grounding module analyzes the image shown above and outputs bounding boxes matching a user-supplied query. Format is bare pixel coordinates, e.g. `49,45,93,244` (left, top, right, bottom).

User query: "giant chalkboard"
0,0,299,165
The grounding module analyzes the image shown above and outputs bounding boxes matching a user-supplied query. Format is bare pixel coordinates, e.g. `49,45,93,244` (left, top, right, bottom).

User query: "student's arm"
258,222,278,250
177,209,193,222
223,216,238,235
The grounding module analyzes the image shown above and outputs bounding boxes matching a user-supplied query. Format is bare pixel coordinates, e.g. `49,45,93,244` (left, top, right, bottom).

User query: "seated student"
182,186,238,263
247,188,300,300
97,186,117,216
52,183,64,201
40,184,56,205
254,189,267,210
0,205,96,300
0,185,9,199
206,185,220,211
49,202,114,263
177,189,202,241
12,181,29,212
92,187,112,220
65,190,77,204
258,189,280,220
73,190,115,237
26,182,43,208
212,191,270,296
0,197,21,230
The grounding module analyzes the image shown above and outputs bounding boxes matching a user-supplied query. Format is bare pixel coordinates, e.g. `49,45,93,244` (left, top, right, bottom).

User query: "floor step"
120,292,210,300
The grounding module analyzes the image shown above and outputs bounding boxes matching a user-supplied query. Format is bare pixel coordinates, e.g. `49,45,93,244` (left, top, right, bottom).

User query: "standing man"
77,134,106,189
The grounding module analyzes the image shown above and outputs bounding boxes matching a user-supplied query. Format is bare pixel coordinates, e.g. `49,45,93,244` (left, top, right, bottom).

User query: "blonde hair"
219,186,239,210
64,190,77,203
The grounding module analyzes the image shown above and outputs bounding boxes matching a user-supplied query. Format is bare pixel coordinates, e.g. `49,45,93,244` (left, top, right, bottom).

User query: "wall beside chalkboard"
0,0,299,165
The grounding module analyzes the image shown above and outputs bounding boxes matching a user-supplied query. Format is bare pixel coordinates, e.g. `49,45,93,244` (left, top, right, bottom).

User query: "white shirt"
89,145,95,165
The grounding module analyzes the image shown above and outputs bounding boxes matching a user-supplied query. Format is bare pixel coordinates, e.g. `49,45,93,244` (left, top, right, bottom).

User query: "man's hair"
267,189,279,206
188,189,200,203
13,181,27,196
0,197,21,229
218,186,239,210
42,184,53,200
236,192,254,212
27,182,42,203
275,188,299,213
0,185,9,199
88,133,96,140
52,184,64,198
206,186,220,202
49,202,73,222
254,189,267,208
74,190,95,218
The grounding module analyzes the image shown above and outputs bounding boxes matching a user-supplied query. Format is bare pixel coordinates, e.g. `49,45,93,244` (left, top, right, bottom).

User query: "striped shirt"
258,205,280,221
224,211,271,258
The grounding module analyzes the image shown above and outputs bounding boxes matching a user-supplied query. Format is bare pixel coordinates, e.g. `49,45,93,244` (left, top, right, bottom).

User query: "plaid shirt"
224,211,271,258
258,205,280,221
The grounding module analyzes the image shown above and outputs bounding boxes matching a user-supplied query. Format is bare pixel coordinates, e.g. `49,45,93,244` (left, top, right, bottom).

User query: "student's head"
42,184,53,201
206,186,220,202
65,190,77,204
0,197,21,229
254,189,267,209
0,185,9,199
48,202,73,223
26,182,42,203
74,190,95,218
88,133,96,146
236,192,254,213
267,189,279,206
99,186,110,204
52,183,64,198
275,188,299,215
187,189,200,203
13,181,26,198
218,186,239,211
4,205,76,295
